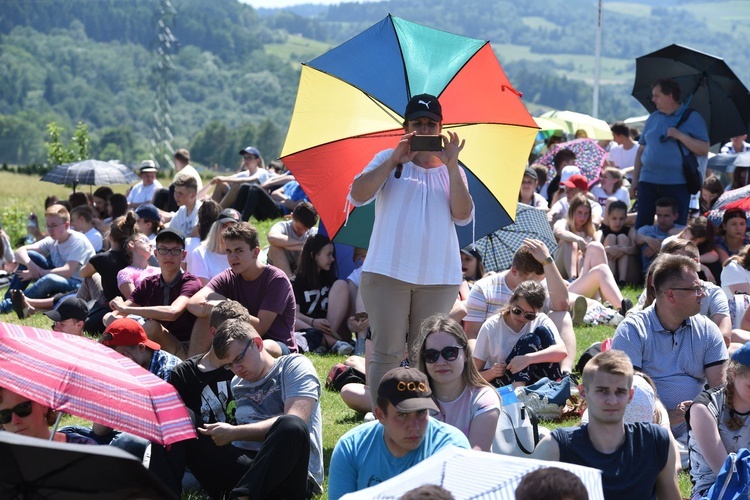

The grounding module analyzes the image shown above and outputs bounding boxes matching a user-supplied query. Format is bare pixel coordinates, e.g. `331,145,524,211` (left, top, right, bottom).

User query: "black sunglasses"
511,306,537,321
0,401,33,424
423,346,463,364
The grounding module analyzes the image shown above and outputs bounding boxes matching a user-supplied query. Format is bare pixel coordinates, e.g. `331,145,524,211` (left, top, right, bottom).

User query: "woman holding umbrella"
349,93,474,407
631,78,709,229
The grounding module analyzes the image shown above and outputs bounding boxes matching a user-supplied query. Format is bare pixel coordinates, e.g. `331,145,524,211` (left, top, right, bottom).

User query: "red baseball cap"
561,174,589,191
101,318,161,351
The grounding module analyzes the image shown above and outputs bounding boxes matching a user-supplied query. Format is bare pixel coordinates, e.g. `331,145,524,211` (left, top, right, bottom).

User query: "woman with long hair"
187,208,239,286
473,280,566,388
553,193,608,280
414,314,500,451
117,231,159,298
292,234,352,355
686,344,750,498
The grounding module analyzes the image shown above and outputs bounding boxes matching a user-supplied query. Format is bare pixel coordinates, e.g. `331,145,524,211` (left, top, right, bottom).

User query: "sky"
239,0,379,8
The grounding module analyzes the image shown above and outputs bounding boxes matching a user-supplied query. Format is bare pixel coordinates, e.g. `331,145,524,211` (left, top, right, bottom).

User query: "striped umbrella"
40,159,138,193
0,322,195,446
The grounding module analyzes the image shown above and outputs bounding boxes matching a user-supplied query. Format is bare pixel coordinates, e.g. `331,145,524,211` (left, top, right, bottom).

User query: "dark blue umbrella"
40,159,138,192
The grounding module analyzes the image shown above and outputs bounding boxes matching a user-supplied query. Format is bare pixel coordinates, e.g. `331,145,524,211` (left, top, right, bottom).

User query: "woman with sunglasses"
117,231,159,298
413,314,500,451
0,387,94,444
473,280,566,388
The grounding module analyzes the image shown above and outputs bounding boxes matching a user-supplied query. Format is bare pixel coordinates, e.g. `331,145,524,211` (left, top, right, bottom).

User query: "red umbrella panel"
281,15,538,247
0,322,196,446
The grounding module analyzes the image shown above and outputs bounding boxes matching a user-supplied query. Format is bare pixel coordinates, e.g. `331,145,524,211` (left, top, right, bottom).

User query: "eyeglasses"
223,340,252,370
156,247,183,256
0,401,33,424
670,285,707,296
511,306,538,321
423,346,463,364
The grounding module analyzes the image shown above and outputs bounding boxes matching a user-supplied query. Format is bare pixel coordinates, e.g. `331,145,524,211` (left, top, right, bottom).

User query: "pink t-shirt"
435,385,500,438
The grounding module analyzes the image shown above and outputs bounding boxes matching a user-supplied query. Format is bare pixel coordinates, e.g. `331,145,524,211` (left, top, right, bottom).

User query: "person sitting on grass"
134,203,164,243
266,201,318,278
106,228,202,359
600,200,638,285
553,193,607,282
292,233,353,355
187,208,240,286
186,222,297,358
116,231,160,298
534,350,680,500
44,297,88,336
662,215,719,284
686,342,750,499
590,167,630,226
1,204,95,315
635,196,683,273
413,314,500,451
328,367,470,500
472,280,567,388
70,205,103,252
714,208,750,264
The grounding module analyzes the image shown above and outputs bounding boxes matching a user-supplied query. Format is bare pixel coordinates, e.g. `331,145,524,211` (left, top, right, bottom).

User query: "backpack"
704,448,750,499
325,363,366,392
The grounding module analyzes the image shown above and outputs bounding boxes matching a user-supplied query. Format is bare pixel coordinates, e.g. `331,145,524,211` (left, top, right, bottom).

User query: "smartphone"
410,135,442,151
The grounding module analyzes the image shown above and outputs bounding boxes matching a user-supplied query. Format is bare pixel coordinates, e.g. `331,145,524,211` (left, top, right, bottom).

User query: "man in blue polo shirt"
612,253,727,441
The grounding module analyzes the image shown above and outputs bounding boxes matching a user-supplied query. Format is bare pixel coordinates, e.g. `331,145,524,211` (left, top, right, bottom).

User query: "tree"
45,121,91,166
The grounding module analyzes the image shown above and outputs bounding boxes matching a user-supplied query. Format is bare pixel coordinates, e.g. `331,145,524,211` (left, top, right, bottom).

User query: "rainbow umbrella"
280,15,538,248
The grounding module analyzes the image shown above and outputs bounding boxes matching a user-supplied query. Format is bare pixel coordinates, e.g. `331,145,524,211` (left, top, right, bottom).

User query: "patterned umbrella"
475,204,557,273
40,159,138,192
706,184,750,230
537,138,608,183
0,322,196,446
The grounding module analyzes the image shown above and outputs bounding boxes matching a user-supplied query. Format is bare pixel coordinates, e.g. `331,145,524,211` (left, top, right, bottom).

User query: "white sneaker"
363,412,376,422
333,341,354,356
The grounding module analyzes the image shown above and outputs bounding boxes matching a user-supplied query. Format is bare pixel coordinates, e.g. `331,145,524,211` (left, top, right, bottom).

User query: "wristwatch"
543,256,554,265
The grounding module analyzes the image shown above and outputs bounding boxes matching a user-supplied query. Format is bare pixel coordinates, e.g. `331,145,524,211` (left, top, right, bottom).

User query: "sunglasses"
0,401,33,424
423,346,463,364
511,306,538,321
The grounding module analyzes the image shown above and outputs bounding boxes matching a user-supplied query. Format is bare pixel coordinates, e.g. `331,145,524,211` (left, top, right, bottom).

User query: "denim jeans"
634,181,690,229
0,251,81,313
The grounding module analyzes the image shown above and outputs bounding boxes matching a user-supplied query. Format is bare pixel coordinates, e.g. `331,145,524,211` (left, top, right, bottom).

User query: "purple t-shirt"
207,266,297,351
129,271,202,342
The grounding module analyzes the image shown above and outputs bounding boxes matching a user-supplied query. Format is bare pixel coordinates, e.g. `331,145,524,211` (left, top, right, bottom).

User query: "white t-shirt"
348,149,473,285
84,227,103,253
473,312,559,368
609,143,639,170
168,200,203,237
127,180,163,204
36,231,95,281
188,245,229,281
721,261,750,299
589,185,630,208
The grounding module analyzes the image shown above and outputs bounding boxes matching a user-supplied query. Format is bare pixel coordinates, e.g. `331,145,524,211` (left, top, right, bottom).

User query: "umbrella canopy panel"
540,110,613,140
40,159,138,188
632,44,750,144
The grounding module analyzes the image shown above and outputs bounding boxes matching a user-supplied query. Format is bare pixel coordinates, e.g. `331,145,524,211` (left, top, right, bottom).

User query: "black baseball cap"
404,94,442,122
44,297,88,322
377,367,439,414
155,228,185,247
217,208,241,224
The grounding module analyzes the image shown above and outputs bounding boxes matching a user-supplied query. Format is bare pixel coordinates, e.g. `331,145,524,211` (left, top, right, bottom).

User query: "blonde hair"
565,194,595,239
44,204,70,223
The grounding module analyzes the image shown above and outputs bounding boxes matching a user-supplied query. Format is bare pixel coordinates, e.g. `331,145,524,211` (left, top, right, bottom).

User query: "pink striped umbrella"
0,322,196,446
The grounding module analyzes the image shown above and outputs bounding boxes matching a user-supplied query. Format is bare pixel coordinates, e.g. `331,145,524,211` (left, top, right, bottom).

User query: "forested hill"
0,0,747,167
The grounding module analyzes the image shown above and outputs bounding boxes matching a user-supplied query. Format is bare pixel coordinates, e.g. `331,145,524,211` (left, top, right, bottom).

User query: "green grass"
264,34,331,66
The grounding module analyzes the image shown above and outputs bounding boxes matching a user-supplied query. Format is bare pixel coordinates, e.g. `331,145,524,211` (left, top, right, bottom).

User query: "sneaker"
10,290,29,320
363,412,376,422
312,345,328,355
572,295,587,327
332,341,354,356
619,298,633,317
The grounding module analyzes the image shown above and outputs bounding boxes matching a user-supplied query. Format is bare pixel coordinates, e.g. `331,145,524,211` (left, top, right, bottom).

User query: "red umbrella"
0,322,195,446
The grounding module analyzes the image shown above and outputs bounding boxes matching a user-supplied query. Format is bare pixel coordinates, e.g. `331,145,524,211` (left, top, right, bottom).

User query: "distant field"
682,1,750,35
264,34,330,66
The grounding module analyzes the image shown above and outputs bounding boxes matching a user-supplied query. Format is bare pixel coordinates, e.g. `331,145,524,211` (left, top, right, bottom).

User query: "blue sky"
239,0,379,8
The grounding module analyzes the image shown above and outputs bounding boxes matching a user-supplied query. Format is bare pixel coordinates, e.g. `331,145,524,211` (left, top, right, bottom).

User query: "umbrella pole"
49,411,63,440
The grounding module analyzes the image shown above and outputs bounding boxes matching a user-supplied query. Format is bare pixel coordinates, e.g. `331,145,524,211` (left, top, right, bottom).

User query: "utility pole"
593,0,602,118
152,0,179,174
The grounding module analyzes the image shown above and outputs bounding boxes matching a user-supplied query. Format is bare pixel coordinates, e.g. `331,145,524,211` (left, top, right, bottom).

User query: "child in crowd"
599,201,637,285
70,205,103,252
635,197,683,272
590,167,630,227
553,194,607,281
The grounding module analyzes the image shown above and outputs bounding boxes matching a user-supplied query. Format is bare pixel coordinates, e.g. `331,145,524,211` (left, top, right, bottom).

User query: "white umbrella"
341,445,604,500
